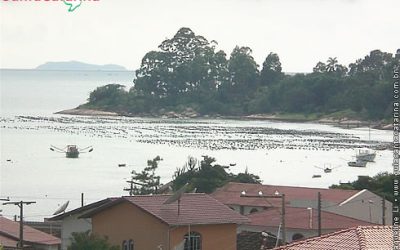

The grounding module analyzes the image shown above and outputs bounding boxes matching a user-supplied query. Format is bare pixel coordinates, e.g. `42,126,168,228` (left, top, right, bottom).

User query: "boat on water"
50,145,93,158
347,159,367,168
66,145,80,158
356,149,376,162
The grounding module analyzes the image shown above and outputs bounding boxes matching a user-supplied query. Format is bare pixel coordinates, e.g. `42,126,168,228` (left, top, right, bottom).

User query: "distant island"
36,61,127,71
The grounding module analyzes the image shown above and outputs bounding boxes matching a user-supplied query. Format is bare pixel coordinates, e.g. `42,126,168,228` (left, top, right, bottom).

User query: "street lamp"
241,191,286,245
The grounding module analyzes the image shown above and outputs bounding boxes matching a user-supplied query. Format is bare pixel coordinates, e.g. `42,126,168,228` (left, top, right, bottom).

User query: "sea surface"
0,69,393,221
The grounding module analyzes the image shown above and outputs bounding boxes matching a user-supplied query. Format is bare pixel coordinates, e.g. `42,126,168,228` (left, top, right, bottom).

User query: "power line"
3,201,36,249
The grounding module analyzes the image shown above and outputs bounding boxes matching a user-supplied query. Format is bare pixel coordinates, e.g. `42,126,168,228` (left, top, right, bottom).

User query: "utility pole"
241,193,286,245
124,180,145,196
318,192,321,236
3,201,36,249
382,196,386,225
81,193,84,207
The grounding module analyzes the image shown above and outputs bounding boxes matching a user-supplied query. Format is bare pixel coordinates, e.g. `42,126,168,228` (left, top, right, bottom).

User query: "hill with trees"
81,27,399,121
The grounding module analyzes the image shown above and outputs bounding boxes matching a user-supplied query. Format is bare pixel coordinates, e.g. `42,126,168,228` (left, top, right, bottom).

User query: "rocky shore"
55,107,392,130
56,108,119,116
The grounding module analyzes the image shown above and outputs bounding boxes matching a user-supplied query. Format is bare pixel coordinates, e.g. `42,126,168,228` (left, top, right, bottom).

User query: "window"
122,239,134,250
122,240,128,250
184,232,201,250
129,239,134,250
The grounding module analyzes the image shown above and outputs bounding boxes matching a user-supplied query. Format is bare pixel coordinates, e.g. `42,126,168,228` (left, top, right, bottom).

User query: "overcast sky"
0,0,399,72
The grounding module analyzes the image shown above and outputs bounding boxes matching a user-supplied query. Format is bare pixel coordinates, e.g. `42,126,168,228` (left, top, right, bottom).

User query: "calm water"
0,69,393,221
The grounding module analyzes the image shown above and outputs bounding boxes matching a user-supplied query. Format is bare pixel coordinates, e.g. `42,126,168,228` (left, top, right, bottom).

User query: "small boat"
312,174,322,178
348,160,367,168
66,145,80,158
50,145,93,158
314,164,341,173
356,149,376,162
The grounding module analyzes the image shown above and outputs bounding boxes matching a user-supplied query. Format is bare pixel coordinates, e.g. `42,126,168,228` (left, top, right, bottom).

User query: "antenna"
53,201,69,215
163,183,189,205
163,183,189,215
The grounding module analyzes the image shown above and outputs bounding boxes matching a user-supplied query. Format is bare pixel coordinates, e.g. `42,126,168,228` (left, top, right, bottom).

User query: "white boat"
356,149,376,162
348,159,367,168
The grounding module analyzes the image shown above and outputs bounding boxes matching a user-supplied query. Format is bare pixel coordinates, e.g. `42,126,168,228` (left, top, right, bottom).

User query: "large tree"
260,52,283,86
127,156,162,195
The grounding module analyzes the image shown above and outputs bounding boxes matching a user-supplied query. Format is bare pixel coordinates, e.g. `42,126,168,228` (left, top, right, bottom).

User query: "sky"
0,0,399,72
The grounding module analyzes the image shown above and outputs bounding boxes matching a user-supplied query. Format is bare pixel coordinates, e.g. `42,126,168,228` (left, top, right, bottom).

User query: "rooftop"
247,207,376,230
82,193,249,226
212,182,361,207
273,226,393,250
0,216,60,247
49,198,116,221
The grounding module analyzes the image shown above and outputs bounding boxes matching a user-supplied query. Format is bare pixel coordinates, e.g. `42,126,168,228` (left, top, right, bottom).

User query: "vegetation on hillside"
83,27,399,121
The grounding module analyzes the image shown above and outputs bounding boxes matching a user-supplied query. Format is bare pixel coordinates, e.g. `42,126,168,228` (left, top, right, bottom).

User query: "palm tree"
326,57,338,72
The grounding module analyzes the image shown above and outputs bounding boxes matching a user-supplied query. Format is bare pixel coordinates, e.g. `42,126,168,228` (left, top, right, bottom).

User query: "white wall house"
48,198,114,250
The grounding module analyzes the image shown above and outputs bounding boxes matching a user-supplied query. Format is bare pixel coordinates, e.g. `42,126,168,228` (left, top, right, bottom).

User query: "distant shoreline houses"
42,182,393,250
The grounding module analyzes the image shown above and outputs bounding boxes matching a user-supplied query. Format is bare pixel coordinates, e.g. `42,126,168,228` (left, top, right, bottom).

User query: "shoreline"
55,108,392,130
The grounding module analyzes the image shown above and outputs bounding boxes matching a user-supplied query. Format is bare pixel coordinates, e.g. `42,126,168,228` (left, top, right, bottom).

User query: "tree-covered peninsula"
81,27,399,122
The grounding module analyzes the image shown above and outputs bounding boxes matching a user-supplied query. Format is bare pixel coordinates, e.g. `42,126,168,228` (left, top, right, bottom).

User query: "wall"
60,214,92,250
92,202,169,249
170,224,237,250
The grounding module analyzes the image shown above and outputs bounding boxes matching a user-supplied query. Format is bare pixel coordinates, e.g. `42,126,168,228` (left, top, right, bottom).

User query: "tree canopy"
126,156,162,195
330,172,395,202
83,27,399,121
172,156,261,193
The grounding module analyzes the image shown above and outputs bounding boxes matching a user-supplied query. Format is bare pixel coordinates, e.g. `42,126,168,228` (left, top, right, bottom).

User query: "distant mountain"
36,61,127,71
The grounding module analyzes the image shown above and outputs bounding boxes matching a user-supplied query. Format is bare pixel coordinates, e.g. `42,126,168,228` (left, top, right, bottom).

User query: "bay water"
0,69,393,221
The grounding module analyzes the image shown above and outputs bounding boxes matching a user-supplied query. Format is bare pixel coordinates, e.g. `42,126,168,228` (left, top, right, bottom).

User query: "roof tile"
212,182,360,207
0,216,60,246
273,226,393,250
248,207,376,230
123,193,249,226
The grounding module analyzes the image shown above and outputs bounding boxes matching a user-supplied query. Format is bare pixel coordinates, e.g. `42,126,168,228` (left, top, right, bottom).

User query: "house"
0,216,60,250
80,193,249,250
272,226,393,250
48,198,115,250
211,182,392,224
242,206,376,242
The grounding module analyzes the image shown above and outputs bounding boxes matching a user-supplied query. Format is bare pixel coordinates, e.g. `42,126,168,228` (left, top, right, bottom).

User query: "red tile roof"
247,207,376,230
273,226,393,250
49,198,116,221
212,182,360,207
83,193,249,226
0,234,19,248
0,216,60,246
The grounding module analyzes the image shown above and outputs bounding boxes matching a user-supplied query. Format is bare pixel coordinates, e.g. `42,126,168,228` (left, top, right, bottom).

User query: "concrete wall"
60,214,92,250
